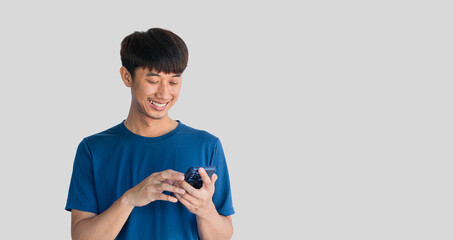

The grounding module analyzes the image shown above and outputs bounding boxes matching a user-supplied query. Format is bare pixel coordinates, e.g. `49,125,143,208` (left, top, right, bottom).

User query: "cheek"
171,86,182,97
134,85,155,97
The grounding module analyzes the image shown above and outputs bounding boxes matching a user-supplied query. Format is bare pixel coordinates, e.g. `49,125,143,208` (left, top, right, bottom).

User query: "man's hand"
175,168,218,218
123,169,186,207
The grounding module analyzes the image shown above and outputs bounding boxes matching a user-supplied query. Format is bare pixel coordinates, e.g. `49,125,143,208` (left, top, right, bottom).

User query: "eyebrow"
146,73,181,77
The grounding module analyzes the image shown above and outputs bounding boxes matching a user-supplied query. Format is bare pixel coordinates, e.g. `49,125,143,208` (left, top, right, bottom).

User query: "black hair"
120,28,189,79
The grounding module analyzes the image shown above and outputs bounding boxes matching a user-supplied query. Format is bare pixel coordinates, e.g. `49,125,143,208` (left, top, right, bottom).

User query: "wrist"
197,202,218,220
120,190,135,207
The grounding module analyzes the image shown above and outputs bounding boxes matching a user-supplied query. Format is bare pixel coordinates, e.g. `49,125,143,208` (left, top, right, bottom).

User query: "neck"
124,107,178,138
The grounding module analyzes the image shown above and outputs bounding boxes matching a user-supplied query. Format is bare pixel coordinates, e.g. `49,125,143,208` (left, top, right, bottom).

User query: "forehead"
136,67,181,77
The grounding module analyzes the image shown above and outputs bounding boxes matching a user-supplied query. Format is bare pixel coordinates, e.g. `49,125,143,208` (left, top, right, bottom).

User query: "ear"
120,66,133,87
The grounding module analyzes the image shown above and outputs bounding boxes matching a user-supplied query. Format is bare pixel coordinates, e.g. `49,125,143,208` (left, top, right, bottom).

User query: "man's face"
129,67,182,120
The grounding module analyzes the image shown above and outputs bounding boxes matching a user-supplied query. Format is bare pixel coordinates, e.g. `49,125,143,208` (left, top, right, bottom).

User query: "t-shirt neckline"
120,119,183,143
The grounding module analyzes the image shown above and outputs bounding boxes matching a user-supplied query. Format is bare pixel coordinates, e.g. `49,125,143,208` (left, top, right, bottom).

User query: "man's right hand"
123,169,186,207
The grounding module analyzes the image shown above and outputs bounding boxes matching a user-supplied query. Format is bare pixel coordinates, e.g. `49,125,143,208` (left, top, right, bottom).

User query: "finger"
199,168,212,189
209,174,218,192
159,169,185,181
180,180,198,196
173,180,183,188
178,190,199,205
211,174,218,186
175,193,193,208
157,193,178,203
159,183,186,195
165,179,177,186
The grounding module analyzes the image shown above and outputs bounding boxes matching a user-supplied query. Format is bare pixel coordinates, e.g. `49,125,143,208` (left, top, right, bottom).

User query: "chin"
148,113,167,120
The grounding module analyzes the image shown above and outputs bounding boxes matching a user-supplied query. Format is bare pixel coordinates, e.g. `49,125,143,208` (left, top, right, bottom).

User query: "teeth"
150,100,168,108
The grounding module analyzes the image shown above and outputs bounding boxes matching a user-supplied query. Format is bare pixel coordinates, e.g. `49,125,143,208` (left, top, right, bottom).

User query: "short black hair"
120,28,189,79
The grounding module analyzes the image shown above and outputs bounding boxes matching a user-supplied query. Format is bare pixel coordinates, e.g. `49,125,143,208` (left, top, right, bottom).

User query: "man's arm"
197,212,233,240
71,196,134,240
175,168,234,240
71,170,186,240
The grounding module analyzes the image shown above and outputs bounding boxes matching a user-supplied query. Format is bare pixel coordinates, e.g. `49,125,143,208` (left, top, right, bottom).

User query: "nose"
156,82,171,100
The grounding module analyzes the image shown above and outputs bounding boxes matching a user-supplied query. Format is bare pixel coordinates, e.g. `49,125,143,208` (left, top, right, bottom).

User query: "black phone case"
184,166,216,189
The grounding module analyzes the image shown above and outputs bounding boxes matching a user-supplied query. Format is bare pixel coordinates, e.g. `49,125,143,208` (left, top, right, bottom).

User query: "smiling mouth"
149,100,170,108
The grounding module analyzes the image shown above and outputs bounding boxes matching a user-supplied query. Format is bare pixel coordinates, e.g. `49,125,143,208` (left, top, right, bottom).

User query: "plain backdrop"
0,1,453,239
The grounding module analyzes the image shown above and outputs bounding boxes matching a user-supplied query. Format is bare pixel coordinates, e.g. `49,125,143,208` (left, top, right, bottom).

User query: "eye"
170,82,179,85
147,80,158,84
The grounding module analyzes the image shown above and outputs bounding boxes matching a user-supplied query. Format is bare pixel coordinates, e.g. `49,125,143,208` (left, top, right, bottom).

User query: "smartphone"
184,166,216,189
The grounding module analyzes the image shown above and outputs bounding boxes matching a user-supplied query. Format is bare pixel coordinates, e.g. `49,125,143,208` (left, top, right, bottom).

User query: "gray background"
0,0,453,239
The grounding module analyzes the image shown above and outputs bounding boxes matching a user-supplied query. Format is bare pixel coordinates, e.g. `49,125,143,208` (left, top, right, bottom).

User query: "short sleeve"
210,139,235,216
65,138,99,214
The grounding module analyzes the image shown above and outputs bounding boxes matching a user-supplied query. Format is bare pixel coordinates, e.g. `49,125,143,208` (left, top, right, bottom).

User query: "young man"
65,28,234,240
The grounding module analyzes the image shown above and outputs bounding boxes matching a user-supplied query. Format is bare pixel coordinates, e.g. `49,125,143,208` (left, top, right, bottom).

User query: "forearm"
72,195,134,240
196,206,233,240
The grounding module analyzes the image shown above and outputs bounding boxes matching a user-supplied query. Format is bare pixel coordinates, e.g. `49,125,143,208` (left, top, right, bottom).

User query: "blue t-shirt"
65,120,234,239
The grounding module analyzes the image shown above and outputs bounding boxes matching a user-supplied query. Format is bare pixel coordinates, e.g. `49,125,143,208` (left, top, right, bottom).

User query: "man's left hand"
175,168,218,218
